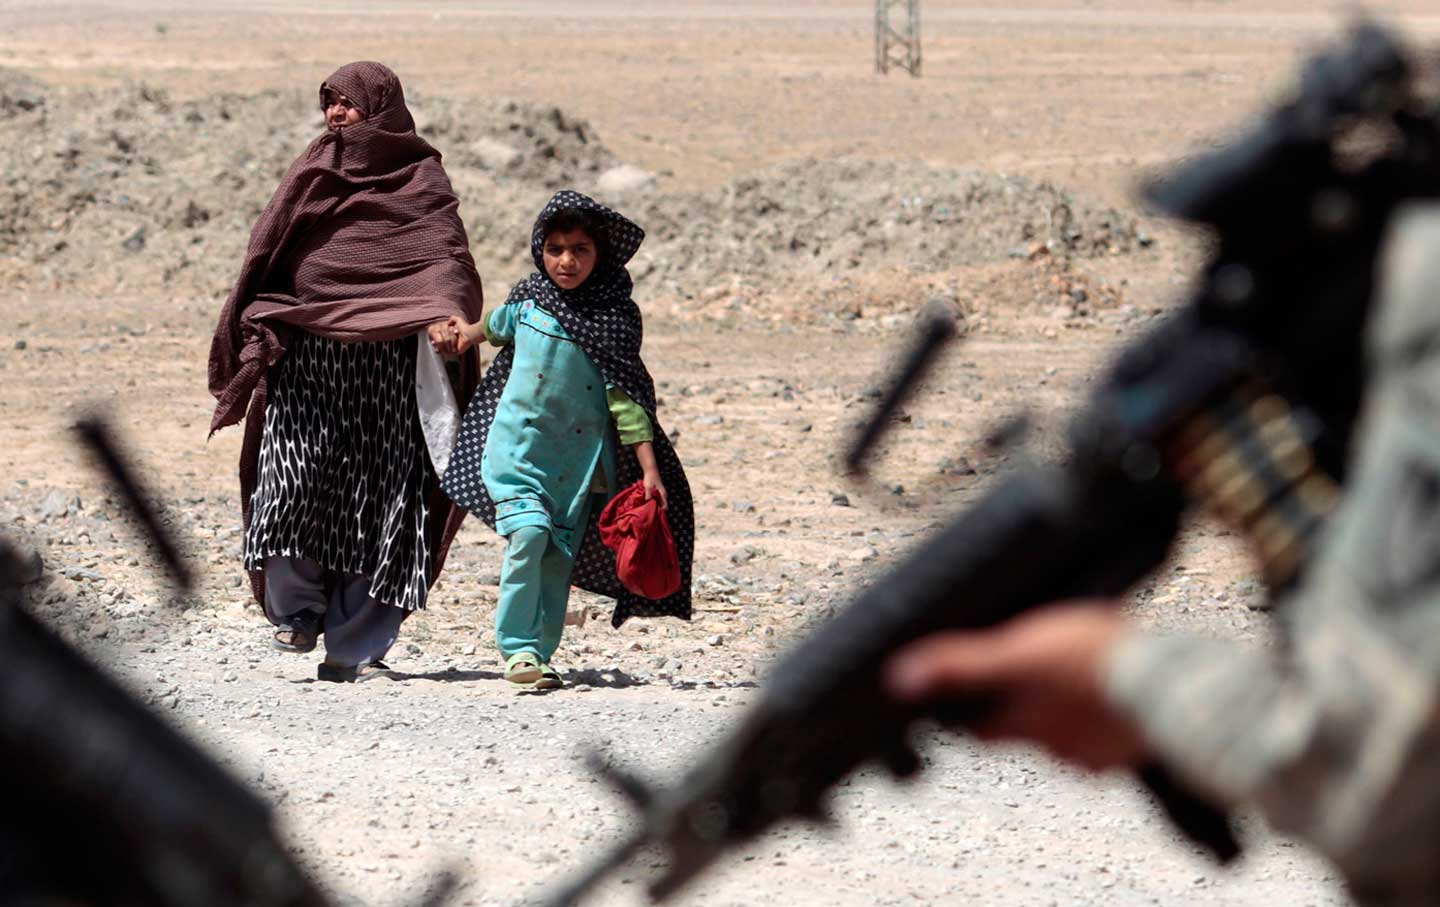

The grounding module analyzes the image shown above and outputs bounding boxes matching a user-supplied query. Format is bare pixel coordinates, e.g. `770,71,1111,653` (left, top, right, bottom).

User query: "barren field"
4,2,1437,905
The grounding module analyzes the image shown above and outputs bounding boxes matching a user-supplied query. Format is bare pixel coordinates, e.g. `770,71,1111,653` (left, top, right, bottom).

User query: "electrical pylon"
875,0,921,77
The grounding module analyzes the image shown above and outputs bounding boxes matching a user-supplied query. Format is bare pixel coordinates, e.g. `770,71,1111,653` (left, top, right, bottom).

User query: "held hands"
427,317,481,357
427,320,460,357
884,601,1148,771
446,315,481,353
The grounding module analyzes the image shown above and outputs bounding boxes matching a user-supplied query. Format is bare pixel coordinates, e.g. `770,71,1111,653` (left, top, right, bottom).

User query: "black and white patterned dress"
244,331,434,611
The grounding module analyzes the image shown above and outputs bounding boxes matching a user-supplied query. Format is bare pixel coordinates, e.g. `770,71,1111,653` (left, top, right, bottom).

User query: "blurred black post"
73,415,194,592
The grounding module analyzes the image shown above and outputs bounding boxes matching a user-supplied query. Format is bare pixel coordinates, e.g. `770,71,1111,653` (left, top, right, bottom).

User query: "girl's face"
543,228,599,290
323,90,364,129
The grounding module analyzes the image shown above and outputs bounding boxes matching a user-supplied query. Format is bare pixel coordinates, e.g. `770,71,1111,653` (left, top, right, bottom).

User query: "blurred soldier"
886,205,1440,906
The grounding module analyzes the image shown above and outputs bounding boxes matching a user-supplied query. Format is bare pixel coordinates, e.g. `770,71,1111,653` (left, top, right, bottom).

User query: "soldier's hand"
884,602,1149,771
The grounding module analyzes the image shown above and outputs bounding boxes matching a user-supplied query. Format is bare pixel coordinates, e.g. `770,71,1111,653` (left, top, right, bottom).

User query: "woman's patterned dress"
244,332,433,611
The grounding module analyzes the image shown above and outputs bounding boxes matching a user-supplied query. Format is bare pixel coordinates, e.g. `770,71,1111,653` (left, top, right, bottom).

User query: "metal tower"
875,0,921,77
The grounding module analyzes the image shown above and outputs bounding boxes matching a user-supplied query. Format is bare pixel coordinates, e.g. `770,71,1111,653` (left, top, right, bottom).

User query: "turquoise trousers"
495,494,597,661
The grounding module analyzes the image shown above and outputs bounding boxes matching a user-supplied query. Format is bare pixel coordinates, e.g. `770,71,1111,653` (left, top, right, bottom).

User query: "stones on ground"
729,545,761,566
181,200,210,228
39,575,79,605
12,546,44,584
37,490,81,522
1247,593,1275,612
0,68,45,117
595,164,655,196
938,456,977,476
695,574,739,598
467,137,522,171
830,492,851,507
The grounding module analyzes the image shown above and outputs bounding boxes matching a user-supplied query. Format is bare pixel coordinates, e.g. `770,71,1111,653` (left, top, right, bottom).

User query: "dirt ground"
4,2,1437,905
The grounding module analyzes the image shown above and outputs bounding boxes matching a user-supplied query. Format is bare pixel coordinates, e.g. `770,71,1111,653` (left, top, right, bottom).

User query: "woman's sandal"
534,664,563,691
272,609,321,654
504,652,543,685
353,660,395,682
316,660,395,683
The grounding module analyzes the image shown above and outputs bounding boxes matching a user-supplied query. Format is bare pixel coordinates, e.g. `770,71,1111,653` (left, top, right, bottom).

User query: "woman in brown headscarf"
208,61,483,682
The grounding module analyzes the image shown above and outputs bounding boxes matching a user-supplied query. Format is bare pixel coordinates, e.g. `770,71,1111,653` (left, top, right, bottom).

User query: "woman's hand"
427,320,459,356
634,441,668,510
446,315,478,353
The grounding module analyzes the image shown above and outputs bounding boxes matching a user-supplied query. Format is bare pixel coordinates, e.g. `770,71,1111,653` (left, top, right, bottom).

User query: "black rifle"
543,21,1440,905
0,420,455,907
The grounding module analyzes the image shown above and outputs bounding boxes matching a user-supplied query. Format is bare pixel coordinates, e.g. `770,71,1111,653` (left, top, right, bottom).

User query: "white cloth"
414,334,461,476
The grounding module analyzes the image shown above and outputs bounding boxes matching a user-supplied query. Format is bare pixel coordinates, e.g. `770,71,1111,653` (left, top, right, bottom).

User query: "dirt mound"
0,78,618,299
1,74,1151,322
0,67,46,119
632,159,1146,325
634,158,1144,294
418,96,618,189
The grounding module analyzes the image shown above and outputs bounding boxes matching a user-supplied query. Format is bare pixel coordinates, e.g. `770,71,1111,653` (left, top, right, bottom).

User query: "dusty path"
0,2,1416,904
5,291,1328,906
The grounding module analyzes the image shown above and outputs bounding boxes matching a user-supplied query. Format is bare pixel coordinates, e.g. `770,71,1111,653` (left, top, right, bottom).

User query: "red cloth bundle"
599,481,682,601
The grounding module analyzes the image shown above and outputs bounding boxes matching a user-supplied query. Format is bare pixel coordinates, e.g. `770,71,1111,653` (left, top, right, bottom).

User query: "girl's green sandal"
504,652,543,685
535,664,563,691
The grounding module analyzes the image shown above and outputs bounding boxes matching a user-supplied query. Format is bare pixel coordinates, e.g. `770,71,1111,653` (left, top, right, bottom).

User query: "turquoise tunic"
481,299,623,557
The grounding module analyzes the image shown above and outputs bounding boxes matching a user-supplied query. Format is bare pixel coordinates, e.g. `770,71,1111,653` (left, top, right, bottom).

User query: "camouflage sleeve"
1104,206,1440,893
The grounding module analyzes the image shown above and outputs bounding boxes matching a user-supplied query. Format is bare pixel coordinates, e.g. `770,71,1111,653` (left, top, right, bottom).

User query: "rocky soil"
0,69,1144,327
1,300,1330,906
7,1,1423,904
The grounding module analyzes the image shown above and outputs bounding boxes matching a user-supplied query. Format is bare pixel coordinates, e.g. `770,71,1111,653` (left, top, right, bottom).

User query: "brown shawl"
208,61,484,604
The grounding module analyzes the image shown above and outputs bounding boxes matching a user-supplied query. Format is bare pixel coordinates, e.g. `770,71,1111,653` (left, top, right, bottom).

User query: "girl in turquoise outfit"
442,192,694,688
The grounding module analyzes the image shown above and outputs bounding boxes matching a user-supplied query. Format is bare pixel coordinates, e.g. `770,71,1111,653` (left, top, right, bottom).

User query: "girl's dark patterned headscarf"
508,191,654,412
444,191,694,626
520,189,647,305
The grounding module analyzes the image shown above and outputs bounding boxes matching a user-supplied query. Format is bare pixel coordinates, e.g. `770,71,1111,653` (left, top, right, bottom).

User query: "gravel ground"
7,2,1425,903
4,303,1341,906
